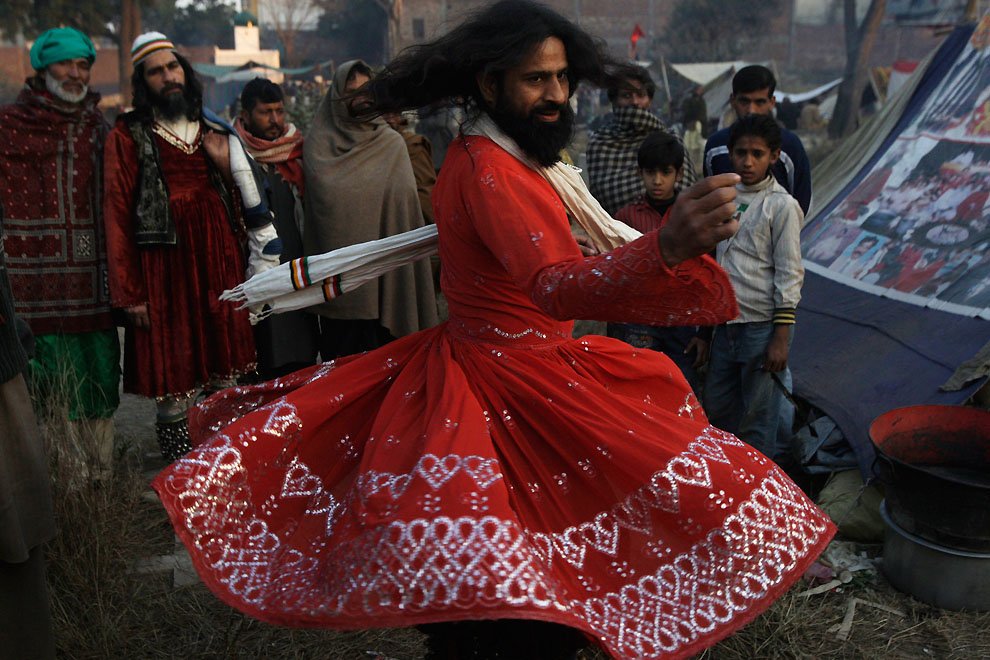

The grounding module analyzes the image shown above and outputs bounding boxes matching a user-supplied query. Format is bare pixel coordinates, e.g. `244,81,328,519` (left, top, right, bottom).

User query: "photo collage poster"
802,15,990,319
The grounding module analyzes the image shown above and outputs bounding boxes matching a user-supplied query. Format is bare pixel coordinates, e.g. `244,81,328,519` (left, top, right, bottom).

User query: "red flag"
630,24,645,45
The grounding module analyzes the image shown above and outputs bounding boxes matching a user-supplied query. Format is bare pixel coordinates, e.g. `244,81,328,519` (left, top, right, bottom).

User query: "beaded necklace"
153,118,201,155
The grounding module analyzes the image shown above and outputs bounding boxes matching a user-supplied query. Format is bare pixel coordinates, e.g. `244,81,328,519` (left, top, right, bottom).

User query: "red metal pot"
870,405,990,553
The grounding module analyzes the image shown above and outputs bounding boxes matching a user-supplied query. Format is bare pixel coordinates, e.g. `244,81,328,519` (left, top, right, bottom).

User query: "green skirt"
29,329,120,420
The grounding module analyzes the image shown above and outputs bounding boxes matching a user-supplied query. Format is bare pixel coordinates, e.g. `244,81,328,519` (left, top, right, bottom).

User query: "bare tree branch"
829,0,886,138
262,0,321,66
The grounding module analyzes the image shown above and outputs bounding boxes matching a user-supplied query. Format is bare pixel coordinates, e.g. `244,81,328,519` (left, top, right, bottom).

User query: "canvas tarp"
775,78,843,104
792,17,990,478
668,61,748,87
193,59,334,82
668,61,839,122
806,49,936,221
888,60,920,99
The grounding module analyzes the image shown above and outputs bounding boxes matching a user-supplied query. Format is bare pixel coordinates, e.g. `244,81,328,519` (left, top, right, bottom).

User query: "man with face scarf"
587,64,698,216
303,60,439,360
0,27,120,481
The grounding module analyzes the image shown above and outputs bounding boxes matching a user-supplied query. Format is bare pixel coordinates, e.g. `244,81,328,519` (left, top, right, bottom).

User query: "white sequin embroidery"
161,426,828,660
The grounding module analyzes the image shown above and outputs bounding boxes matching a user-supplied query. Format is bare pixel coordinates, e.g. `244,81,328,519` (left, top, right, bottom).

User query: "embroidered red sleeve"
464,149,738,326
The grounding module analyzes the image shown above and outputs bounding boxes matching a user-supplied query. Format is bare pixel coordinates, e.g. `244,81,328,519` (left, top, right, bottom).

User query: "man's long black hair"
130,51,204,122
367,0,618,116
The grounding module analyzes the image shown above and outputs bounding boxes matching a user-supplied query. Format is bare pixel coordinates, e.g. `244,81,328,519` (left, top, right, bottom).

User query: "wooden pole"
659,55,672,108
118,0,142,108
964,0,979,21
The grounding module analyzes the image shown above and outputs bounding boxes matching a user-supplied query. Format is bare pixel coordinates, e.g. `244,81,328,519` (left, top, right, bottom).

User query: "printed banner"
802,16,990,319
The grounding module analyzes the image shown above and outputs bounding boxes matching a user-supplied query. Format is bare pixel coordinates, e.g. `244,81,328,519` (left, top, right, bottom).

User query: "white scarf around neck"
465,114,641,251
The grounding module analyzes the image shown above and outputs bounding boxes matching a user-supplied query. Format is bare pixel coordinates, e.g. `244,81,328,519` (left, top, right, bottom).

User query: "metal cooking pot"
870,405,990,553
880,501,990,611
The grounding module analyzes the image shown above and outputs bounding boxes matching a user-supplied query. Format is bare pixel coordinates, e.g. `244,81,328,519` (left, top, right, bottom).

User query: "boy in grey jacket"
704,114,804,463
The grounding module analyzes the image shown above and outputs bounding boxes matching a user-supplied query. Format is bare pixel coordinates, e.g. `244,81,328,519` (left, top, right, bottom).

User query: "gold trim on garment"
152,122,202,155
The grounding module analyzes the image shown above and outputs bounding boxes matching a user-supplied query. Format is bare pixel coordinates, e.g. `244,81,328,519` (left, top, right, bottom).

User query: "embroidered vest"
123,113,236,247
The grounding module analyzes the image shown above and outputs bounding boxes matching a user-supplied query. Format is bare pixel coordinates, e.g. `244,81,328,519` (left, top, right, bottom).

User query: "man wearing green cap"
0,27,120,482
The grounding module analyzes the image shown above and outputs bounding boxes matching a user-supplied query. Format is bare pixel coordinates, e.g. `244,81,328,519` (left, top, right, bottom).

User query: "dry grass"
38,390,989,659
43,457,427,659
700,577,990,660
35,379,427,659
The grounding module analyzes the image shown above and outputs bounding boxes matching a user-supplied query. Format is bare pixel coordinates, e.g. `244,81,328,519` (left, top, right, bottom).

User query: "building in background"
214,11,282,83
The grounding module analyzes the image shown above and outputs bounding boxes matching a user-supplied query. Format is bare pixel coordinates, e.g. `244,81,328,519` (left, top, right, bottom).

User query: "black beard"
246,122,281,141
153,85,191,121
488,97,574,167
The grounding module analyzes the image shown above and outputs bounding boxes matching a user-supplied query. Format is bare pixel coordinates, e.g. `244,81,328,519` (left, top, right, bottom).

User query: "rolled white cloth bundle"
221,224,439,322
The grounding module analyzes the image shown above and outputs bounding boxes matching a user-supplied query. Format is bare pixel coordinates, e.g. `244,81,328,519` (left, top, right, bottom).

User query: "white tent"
775,78,843,103
667,61,747,87
667,61,749,123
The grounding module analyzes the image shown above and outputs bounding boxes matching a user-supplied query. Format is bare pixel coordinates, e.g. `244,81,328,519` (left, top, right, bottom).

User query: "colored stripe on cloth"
291,258,312,291
321,276,342,302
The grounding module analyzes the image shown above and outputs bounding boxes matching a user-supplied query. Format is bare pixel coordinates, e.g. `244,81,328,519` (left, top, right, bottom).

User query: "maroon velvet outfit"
103,122,256,399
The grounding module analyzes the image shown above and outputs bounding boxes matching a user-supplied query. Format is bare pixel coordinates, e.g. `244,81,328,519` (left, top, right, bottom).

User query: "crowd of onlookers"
586,62,809,467
0,30,816,512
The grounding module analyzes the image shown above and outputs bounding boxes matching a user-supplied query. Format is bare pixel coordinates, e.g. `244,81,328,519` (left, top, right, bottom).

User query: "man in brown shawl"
304,60,439,359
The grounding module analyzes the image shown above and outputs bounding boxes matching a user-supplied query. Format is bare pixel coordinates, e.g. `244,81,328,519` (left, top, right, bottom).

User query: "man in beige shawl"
304,60,439,359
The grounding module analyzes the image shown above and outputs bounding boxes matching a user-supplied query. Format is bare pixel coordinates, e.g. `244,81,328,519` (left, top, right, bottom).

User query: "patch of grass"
44,446,428,658
39,386,427,659
698,576,990,660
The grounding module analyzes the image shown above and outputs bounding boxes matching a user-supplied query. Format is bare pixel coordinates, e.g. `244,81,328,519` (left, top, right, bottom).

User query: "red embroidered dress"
103,122,256,398
154,136,834,659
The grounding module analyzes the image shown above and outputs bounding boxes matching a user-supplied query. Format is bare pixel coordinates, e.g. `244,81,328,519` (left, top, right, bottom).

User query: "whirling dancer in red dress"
153,2,834,657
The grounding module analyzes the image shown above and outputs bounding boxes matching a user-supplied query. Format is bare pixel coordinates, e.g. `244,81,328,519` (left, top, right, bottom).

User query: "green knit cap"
30,27,96,70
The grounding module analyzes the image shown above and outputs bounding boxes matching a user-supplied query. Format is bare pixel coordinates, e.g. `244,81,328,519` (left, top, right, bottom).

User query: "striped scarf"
234,119,306,195
586,106,697,216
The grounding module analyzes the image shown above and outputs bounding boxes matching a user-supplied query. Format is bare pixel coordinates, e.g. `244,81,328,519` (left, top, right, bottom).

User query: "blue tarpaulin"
793,18,990,478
